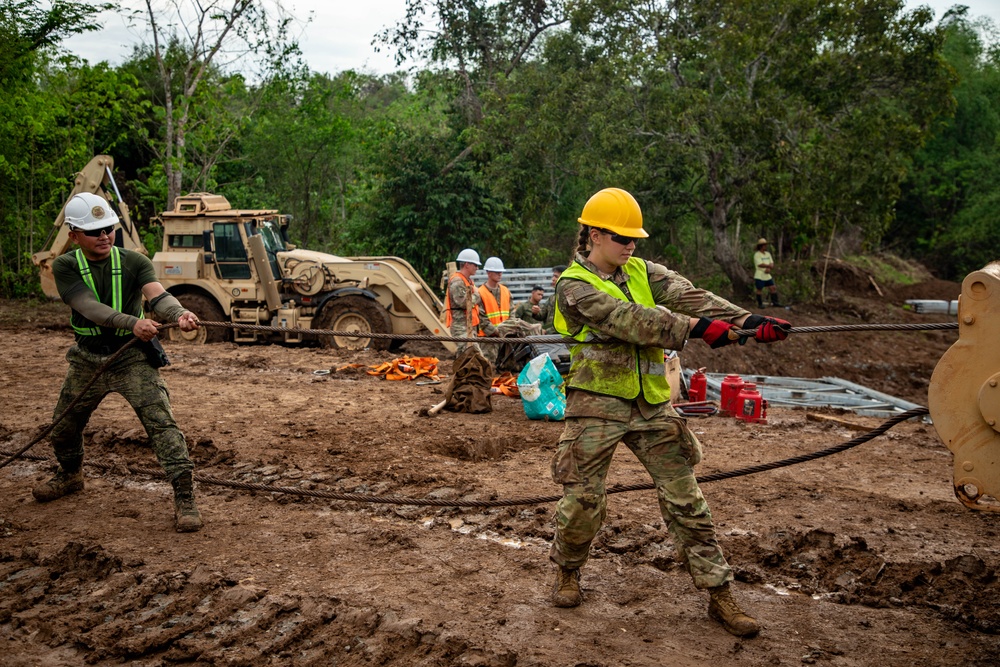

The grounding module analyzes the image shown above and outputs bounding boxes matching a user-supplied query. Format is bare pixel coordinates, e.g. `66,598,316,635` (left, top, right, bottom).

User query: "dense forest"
1,0,997,299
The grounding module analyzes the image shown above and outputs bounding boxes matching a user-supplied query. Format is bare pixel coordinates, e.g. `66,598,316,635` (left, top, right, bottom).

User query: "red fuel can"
735,382,768,424
688,368,708,403
720,374,745,417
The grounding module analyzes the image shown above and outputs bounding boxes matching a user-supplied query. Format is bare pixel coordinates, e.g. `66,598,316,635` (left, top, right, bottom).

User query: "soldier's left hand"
744,314,791,343
178,311,200,332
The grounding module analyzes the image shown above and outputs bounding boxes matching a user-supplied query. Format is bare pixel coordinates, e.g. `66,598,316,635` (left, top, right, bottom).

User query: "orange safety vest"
444,272,480,328
478,283,511,326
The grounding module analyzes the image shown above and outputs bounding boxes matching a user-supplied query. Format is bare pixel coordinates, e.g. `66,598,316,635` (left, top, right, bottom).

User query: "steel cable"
0,406,928,508
196,320,958,345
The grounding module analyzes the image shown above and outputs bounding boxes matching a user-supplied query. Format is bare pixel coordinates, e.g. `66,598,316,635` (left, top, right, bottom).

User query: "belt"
79,340,129,356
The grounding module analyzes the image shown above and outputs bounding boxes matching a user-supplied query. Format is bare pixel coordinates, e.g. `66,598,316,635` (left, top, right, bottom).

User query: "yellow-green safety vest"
72,246,142,337
553,256,671,403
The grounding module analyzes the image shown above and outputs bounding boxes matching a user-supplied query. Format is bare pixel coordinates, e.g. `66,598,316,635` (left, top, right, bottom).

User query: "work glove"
743,314,792,343
690,317,744,349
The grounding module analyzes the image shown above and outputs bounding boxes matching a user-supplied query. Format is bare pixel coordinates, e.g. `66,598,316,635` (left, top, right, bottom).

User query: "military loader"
32,156,456,352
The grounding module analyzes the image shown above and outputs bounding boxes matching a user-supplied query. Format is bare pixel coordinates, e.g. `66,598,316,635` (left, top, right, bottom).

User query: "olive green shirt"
53,248,157,351
512,299,548,326
556,252,749,421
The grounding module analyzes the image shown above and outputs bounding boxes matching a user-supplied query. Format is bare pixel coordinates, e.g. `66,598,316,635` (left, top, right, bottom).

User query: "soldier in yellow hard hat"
547,187,792,637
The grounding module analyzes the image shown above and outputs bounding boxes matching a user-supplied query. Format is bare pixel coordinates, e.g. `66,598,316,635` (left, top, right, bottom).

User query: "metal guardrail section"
471,267,555,304
682,370,925,418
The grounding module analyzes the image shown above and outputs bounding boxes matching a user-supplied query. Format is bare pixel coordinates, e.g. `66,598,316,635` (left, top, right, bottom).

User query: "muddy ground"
1,278,998,667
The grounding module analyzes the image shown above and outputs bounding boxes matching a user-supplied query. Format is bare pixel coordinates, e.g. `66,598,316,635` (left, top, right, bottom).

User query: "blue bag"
517,353,566,421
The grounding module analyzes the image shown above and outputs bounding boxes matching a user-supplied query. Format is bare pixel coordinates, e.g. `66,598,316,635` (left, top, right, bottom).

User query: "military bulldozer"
32,156,456,352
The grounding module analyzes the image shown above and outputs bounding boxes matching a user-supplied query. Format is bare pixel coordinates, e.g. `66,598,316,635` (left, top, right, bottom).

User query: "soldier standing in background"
443,249,496,355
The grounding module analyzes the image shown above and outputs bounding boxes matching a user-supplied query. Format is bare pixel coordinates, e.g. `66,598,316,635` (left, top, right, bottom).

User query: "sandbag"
517,353,565,421
443,346,494,414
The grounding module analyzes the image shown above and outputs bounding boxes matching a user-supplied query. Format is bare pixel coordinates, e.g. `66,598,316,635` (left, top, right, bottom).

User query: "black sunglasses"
74,226,116,238
599,229,639,246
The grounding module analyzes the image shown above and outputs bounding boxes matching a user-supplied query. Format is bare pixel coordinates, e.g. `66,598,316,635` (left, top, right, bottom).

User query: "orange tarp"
491,372,520,397
366,356,442,381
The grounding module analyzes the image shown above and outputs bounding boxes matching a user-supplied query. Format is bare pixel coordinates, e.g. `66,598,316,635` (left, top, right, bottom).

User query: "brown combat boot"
32,467,85,502
171,472,203,533
709,583,760,637
551,565,583,608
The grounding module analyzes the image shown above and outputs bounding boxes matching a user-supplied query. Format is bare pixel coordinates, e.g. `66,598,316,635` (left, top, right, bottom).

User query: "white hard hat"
456,248,481,266
483,256,505,272
65,193,119,231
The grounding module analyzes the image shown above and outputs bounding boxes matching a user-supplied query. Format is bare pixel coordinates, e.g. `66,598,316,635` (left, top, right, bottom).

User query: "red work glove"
744,314,791,343
691,318,743,349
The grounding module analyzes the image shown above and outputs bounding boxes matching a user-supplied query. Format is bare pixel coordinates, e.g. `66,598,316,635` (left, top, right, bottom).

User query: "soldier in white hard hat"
477,256,512,366
32,192,205,533
443,248,496,353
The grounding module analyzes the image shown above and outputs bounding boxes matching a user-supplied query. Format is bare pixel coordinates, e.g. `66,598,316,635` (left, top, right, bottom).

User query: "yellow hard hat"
578,188,648,238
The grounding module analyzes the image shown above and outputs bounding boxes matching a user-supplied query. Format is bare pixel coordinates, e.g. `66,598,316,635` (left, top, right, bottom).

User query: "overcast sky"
63,1,999,77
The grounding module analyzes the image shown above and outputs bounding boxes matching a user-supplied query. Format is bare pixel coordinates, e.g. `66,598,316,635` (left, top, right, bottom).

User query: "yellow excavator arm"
31,155,147,299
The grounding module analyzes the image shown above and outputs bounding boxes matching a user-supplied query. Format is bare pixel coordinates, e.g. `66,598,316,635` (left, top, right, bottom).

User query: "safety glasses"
600,229,639,246
74,226,117,238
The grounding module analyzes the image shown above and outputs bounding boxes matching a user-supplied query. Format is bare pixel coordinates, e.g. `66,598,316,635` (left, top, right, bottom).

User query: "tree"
135,0,299,208
892,8,1000,278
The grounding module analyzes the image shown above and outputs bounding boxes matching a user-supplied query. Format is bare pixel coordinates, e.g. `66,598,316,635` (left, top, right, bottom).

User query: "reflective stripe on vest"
553,256,671,403
73,247,141,337
444,272,480,328
477,284,511,325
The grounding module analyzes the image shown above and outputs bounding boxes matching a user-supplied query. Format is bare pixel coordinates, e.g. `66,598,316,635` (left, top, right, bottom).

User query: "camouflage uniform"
49,248,194,483
49,345,193,481
512,299,548,326
446,274,496,355
550,252,749,589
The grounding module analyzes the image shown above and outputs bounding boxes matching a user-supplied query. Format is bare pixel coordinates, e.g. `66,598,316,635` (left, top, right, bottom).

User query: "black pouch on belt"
140,337,171,368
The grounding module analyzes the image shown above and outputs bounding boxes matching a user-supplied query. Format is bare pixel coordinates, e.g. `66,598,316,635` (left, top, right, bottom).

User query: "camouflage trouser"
549,405,733,589
48,345,194,482
450,319,488,359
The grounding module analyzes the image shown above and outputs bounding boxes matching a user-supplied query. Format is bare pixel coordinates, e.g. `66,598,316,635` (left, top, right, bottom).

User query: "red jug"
688,368,708,403
720,374,745,417
735,382,768,424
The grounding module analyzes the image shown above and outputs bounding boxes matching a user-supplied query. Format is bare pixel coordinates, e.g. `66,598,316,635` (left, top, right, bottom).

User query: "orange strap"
367,356,442,381
491,372,520,397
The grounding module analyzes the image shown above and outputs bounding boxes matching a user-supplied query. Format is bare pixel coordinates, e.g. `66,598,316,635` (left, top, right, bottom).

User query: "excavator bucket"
928,263,1000,512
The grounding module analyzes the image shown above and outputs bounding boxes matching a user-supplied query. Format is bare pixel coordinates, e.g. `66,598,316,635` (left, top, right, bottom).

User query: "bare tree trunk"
694,151,751,297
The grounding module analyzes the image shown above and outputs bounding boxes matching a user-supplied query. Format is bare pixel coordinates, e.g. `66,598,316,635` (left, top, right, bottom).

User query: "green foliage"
893,8,1000,279
2,0,997,301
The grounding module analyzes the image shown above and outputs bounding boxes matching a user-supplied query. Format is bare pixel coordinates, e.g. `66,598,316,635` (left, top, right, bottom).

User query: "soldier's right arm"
557,278,691,350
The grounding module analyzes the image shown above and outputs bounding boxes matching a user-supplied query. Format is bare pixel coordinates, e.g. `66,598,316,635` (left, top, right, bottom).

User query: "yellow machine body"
928,263,1000,512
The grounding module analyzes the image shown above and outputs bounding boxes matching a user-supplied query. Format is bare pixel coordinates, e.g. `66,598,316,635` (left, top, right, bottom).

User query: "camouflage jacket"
556,252,749,420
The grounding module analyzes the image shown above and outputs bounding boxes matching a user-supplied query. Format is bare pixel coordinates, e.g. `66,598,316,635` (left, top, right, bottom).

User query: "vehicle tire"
315,296,392,350
166,294,229,344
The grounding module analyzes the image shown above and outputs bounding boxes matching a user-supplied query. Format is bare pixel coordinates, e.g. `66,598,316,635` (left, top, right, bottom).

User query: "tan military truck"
33,156,455,352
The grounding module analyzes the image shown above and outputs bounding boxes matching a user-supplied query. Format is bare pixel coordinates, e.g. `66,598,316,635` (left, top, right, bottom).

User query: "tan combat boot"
551,565,583,607
708,583,760,637
32,468,85,502
172,472,203,533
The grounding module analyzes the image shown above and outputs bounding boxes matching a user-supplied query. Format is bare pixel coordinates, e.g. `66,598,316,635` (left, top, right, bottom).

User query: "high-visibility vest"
72,246,142,337
444,272,480,328
477,283,511,325
553,256,671,404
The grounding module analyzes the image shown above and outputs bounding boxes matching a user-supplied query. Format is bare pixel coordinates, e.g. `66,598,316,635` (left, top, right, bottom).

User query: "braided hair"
571,225,592,263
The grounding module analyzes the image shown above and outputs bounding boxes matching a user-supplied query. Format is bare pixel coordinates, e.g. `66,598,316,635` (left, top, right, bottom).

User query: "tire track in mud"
0,541,518,666
3,517,998,666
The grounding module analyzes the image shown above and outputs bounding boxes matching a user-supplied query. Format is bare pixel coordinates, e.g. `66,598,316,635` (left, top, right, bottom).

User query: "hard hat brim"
585,224,649,240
